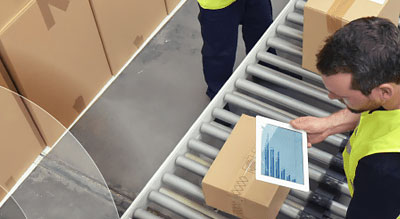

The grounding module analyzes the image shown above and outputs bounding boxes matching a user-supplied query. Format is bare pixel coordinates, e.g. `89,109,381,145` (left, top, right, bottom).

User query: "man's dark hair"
317,17,400,95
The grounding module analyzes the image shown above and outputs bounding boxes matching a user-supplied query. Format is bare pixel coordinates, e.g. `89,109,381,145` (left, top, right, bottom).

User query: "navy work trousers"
198,0,273,99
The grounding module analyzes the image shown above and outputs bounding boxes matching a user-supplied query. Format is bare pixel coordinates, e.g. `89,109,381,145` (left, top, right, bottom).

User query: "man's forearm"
325,108,360,136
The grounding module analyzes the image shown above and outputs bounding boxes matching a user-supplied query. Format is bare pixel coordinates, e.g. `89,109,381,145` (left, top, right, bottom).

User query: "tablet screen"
255,116,309,192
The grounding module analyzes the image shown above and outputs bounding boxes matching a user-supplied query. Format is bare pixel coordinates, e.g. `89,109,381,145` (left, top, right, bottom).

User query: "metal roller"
200,123,230,141
266,37,303,57
176,156,208,177
162,173,205,201
276,24,303,41
212,108,240,125
224,92,346,147
309,163,350,196
295,0,306,11
286,12,304,26
148,191,208,219
289,189,347,217
246,64,345,108
159,188,226,219
235,78,331,117
188,139,219,160
282,199,319,219
256,51,322,84
133,209,163,219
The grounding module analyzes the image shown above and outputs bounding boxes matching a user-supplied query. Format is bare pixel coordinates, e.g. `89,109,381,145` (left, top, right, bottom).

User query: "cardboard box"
89,0,167,74
165,0,181,14
202,115,289,219
1,60,63,146
0,89,45,201
0,59,16,92
23,98,66,147
0,0,112,130
302,0,400,73
0,0,31,31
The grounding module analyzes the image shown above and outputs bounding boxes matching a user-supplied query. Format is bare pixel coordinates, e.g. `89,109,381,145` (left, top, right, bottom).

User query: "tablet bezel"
255,115,309,192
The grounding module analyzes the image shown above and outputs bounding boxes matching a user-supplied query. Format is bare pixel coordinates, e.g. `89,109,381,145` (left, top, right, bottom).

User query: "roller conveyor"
122,0,397,218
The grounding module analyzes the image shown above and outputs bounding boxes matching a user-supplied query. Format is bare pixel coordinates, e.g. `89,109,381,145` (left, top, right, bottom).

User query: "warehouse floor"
71,0,288,216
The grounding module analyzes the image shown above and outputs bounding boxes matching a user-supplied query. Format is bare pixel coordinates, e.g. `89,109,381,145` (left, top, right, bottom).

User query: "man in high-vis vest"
290,17,400,218
197,0,273,99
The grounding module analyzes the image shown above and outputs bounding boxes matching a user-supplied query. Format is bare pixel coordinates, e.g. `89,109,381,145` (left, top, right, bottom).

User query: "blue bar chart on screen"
261,126,303,184
256,116,309,192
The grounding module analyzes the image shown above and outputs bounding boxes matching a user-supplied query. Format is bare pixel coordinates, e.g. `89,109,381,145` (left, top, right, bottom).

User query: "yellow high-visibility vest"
343,109,400,196
197,0,236,10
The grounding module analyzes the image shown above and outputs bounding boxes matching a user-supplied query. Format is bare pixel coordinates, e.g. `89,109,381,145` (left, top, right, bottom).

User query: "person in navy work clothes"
197,0,273,99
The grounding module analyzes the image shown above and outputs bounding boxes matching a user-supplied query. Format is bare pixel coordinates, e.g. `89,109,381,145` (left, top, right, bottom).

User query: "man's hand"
290,116,330,147
290,109,360,147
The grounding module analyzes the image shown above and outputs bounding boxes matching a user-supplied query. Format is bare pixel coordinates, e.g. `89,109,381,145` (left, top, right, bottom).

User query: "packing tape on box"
4,177,16,191
230,148,256,217
37,0,70,30
0,186,8,201
326,0,355,33
73,96,85,113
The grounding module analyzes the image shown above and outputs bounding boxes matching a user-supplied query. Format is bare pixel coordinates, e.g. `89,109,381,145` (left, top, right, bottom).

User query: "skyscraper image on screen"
260,124,304,184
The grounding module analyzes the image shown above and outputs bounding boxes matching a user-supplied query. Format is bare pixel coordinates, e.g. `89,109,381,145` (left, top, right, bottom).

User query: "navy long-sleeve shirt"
346,153,400,219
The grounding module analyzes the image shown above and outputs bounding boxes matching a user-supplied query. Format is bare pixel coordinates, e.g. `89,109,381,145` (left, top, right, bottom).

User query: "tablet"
255,116,309,192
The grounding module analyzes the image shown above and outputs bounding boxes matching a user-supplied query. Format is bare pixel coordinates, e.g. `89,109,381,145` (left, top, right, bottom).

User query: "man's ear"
376,83,394,100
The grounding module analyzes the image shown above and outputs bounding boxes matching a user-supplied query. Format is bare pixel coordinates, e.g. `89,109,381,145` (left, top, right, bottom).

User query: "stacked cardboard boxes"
0,89,46,201
0,0,178,205
0,0,113,128
302,0,400,73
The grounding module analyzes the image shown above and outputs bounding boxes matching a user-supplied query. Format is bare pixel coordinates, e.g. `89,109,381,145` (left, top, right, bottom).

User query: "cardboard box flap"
377,0,400,24
343,1,388,22
306,0,399,34
305,0,334,13
306,0,388,17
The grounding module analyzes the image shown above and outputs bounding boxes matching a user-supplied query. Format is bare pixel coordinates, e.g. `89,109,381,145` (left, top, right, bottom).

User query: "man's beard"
346,106,367,114
339,99,382,114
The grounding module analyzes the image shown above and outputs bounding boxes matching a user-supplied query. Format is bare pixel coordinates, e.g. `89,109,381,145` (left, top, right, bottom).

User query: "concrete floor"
0,0,289,218
2,133,119,219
